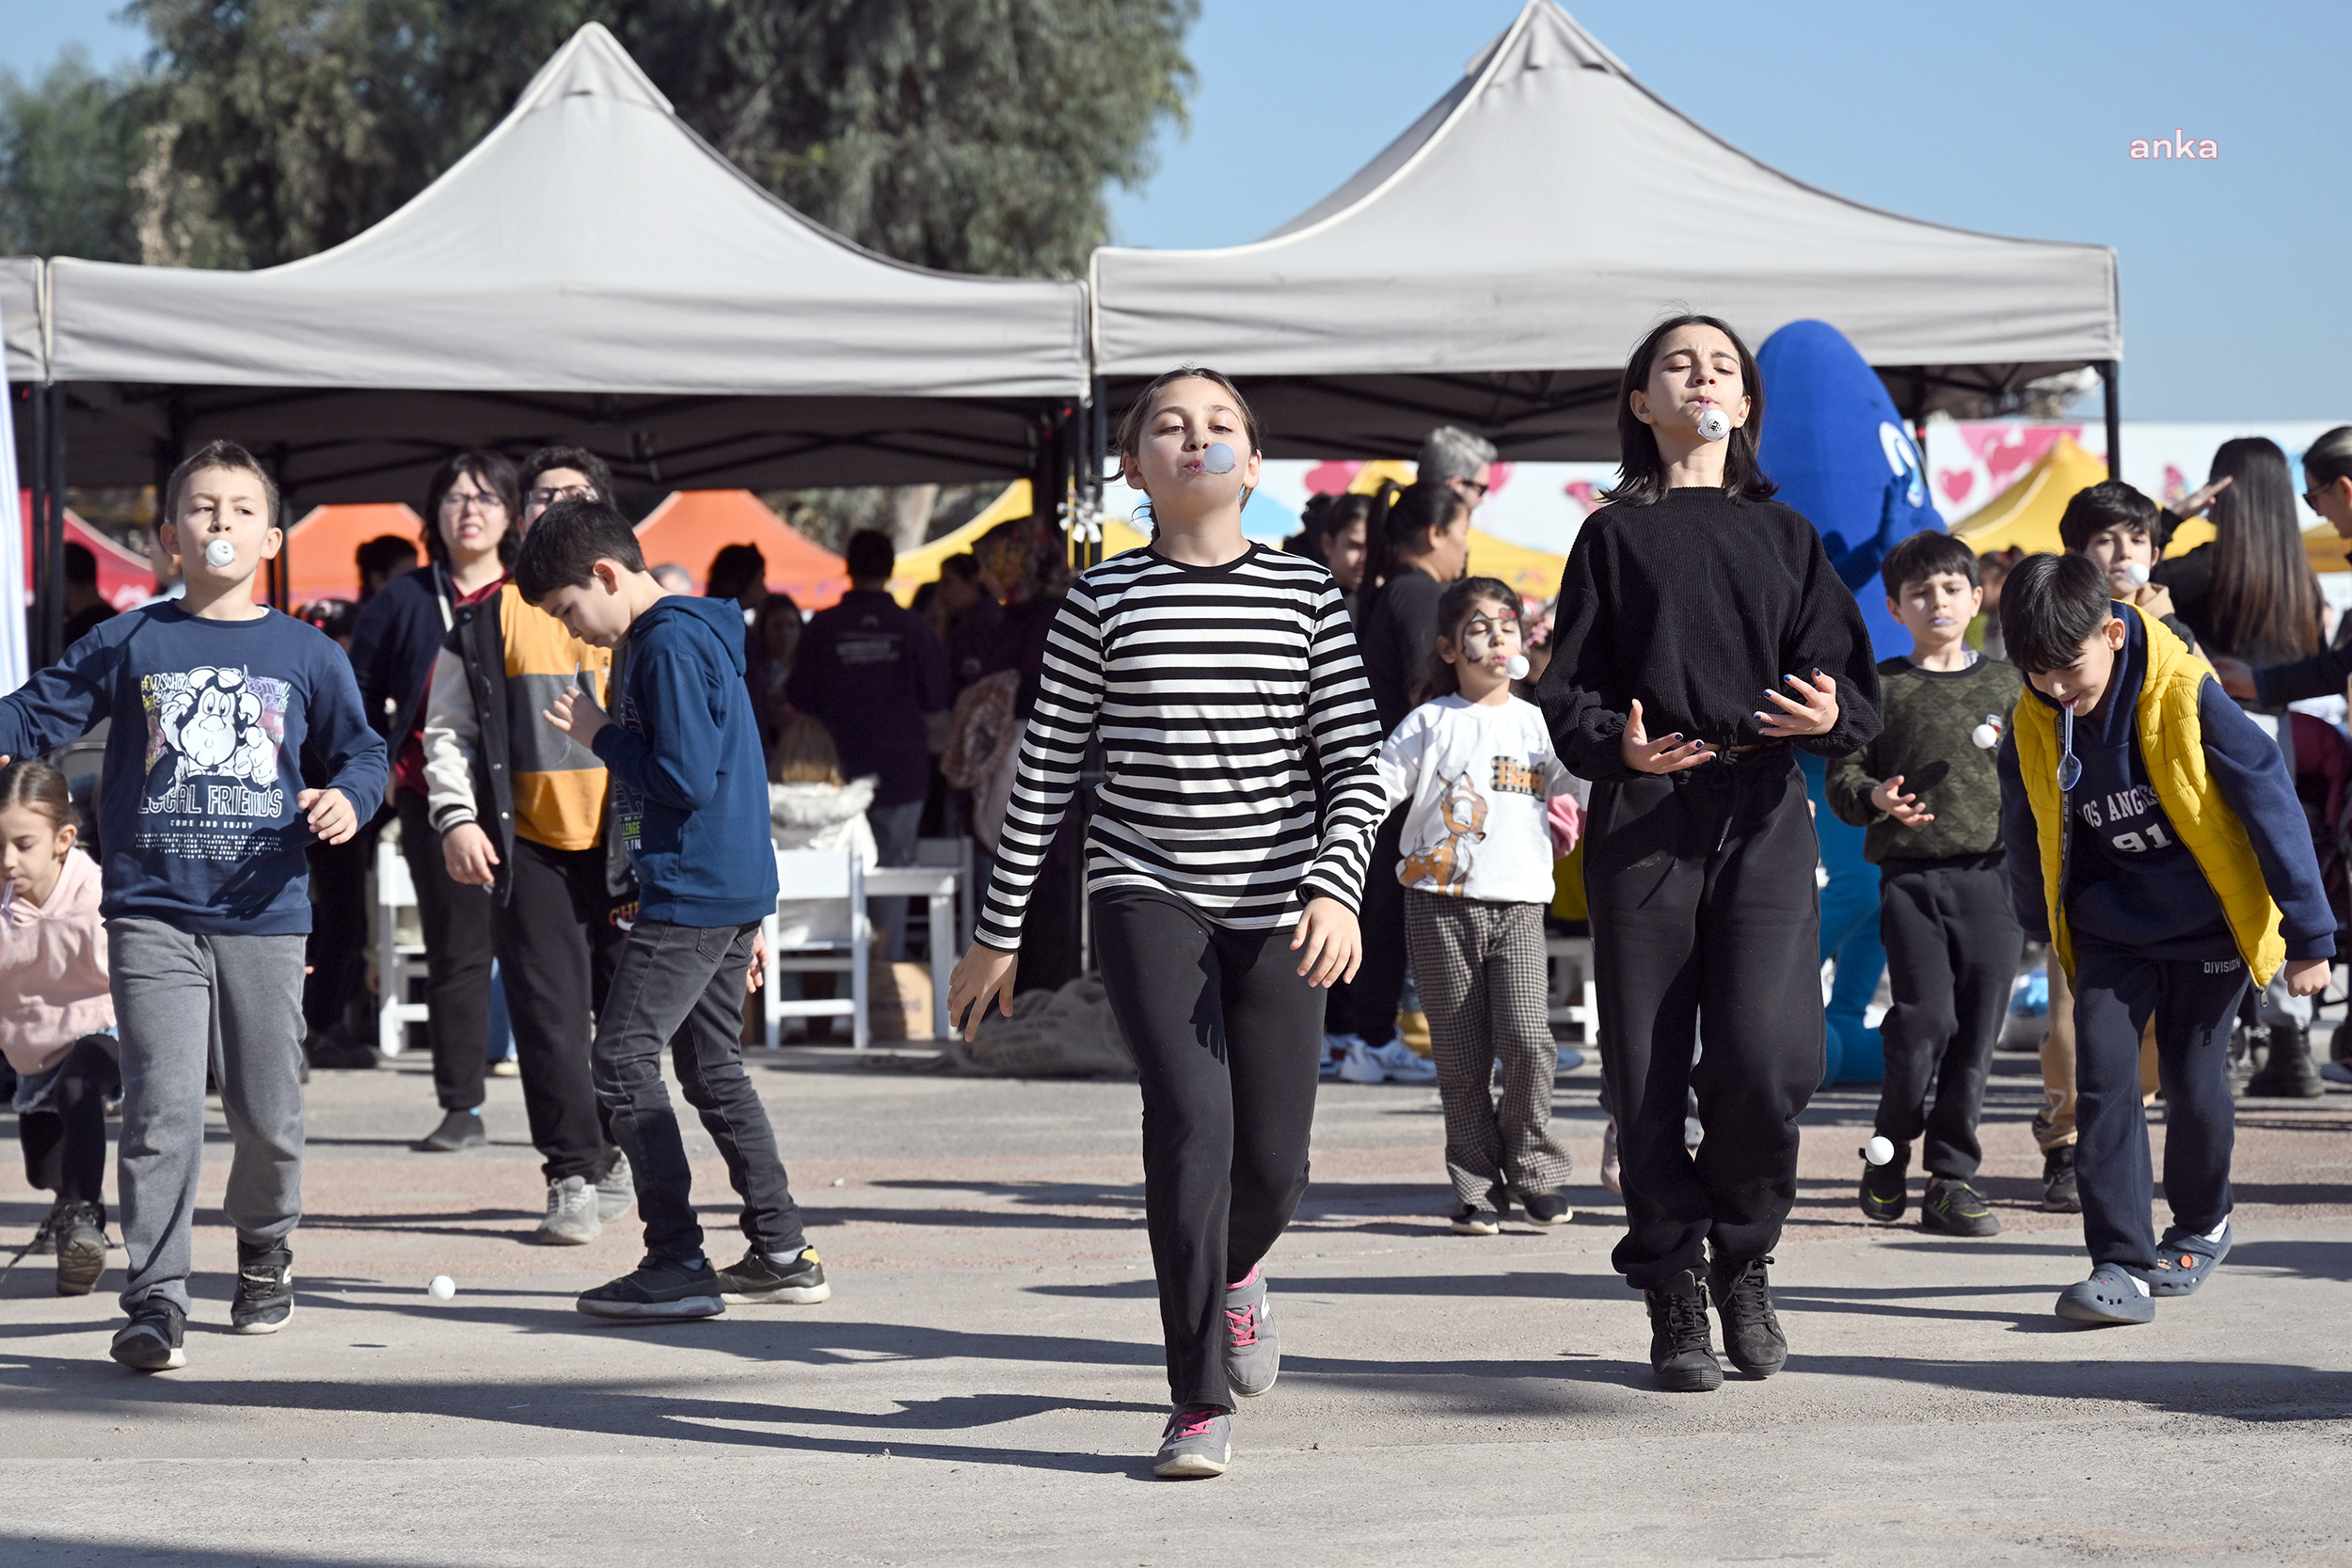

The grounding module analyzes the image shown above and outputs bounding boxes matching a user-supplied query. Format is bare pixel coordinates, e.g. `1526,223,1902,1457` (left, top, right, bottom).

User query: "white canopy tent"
18,24,1089,506
1091,1,2121,460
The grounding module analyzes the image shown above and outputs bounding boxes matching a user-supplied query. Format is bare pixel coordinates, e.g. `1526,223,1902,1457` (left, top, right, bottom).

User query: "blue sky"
8,0,2339,421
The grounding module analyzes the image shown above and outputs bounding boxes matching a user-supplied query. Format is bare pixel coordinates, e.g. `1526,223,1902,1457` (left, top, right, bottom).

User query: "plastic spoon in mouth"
2057,701,2083,792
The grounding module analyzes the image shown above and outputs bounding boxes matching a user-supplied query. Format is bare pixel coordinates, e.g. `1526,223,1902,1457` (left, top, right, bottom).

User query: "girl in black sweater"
1537,314,1881,1392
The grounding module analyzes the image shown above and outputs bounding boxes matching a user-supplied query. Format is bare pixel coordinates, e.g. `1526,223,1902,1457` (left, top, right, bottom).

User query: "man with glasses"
1419,425,1498,509
421,445,644,1244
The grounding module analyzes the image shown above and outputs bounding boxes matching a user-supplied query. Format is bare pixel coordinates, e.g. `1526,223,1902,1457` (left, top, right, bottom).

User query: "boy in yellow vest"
1994,553,2332,1324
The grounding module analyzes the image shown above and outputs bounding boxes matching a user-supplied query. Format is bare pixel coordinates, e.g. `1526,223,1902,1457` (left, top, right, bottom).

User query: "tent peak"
512,23,675,119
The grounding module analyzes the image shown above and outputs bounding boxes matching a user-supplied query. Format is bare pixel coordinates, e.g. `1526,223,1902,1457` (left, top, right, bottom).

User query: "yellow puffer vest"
2013,604,2286,985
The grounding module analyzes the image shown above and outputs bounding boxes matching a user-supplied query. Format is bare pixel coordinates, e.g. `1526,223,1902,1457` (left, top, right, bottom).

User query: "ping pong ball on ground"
1863,1136,1895,1166
204,539,237,569
1972,723,1999,750
429,1275,455,1300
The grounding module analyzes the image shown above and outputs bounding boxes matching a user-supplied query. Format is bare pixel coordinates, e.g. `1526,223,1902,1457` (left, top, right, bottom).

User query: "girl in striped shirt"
946,368,1386,1480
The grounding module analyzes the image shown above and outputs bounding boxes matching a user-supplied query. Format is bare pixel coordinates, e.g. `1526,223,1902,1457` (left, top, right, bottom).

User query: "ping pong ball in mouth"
1201,442,1237,474
1695,407,1731,442
1506,654,1531,680
204,539,237,569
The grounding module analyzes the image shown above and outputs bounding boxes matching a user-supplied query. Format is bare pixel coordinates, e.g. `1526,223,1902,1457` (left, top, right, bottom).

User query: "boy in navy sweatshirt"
0,440,388,1369
516,499,823,1321
1995,553,2330,1325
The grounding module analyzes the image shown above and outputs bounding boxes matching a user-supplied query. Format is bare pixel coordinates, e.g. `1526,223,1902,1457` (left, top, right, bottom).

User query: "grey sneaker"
536,1175,601,1245
26,1196,68,1257
110,1298,187,1371
1223,1267,1279,1398
594,1149,636,1223
1152,1405,1232,1479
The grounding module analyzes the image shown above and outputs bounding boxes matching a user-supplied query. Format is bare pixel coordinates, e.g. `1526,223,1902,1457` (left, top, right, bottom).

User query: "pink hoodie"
0,847,112,1075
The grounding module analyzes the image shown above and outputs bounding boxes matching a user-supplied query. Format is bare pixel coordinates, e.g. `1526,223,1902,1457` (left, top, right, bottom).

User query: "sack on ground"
943,976,1136,1079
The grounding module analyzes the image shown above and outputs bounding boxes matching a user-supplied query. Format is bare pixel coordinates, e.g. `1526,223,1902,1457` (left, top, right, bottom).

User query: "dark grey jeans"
592,920,808,1264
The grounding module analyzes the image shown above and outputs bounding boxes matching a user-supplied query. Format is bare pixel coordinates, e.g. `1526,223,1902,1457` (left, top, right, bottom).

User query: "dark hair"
939,552,980,584
2303,425,2352,493
1601,314,1775,507
1115,366,1263,464
421,450,520,572
64,541,97,588
1421,577,1522,702
2206,436,2320,662
296,598,359,642
512,498,646,604
356,533,421,598
845,530,896,583
1879,530,1979,596
520,445,615,504
2057,480,2160,556
1366,480,1470,592
706,544,768,604
0,756,77,834
1304,492,1374,556
1999,551,2113,674
166,439,278,531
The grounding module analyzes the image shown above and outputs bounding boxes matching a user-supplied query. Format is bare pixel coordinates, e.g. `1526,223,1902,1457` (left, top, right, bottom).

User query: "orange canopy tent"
282,503,426,605
17,500,155,610
635,491,849,610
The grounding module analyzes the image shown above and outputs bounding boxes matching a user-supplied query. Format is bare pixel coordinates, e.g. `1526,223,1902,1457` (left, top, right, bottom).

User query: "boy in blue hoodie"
0,440,389,1369
515,499,823,1321
1995,552,2330,1326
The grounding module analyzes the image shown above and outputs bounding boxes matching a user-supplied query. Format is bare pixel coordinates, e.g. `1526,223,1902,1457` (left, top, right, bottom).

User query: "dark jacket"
1357,565,1445,736
786,588,948,808
349,563,452,752
594,596,779,927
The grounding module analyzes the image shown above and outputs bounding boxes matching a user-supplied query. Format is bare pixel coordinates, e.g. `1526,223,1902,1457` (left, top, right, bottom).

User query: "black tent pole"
2102,360,2121,478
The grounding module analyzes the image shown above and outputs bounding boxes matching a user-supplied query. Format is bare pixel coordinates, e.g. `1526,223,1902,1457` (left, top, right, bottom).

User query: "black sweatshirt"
1537,488,1883,783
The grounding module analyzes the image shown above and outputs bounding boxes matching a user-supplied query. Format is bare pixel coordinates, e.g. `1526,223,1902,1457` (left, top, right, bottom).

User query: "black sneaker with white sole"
577,1254,725,1321
54,1200,108,1297
1519,1191,1573,1225
231,1240,294,1334
714,1246,830,1305
111,1298,187,1370
1858,1148,1906,1224
1920,1177,2001,1237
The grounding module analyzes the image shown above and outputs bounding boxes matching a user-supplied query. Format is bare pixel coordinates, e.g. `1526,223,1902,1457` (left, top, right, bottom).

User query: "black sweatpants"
1090,888,1325,1411
1346,810,1408,1047
2071,941,2244,1274
17,1035,119,1205
1584,758,1823,1290
496,835,627,1182
1873,858,2025,1180
396,790,496,1113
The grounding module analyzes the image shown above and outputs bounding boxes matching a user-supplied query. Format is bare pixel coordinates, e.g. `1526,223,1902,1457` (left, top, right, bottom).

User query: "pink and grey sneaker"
1224,1266,1279,1397
1153,1404,1232,1479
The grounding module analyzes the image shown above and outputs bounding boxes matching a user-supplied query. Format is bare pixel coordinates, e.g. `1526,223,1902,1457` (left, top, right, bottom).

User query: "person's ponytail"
1364,480,1469,594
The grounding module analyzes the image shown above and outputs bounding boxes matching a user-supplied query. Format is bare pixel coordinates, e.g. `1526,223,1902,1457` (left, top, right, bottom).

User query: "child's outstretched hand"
298,787,358,844
1292,896,1361,988
1757,671,1840,739
1621,698,1714,775
544,686,611,747
1869,774,1934,828
2283,957,2330,998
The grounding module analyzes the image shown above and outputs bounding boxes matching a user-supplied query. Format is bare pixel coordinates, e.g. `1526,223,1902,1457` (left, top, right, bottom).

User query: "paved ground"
5,1041,2352,1565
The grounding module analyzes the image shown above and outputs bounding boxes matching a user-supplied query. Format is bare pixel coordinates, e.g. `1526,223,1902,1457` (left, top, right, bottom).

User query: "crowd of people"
3,318,2348,1481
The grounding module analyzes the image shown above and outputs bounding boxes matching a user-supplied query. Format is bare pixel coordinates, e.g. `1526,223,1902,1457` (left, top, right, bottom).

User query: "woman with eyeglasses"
345,451,521,1140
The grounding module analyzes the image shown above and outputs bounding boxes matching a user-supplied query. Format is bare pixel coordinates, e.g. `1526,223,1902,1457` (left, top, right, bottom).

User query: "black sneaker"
714,1246,831,1306
1642,1267,1724,1392
1519,1191,1573,1226
1920,1177,2001,1238
1449,1208,1502,1236
2042,1146,2082,1213
1709,1250,1788,1379
303,1027,379,1071
2246,1024,2326,1098
111,1298,187,1371
576,1254,725,1321
231,1240,294,1334
1858,1150,1906,1224
54,1200,108,1297
414,1107,486,1152
25,1196,67,1256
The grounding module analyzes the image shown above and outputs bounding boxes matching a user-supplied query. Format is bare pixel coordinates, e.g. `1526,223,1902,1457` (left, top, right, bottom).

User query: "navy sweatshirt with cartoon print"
0,603,388,934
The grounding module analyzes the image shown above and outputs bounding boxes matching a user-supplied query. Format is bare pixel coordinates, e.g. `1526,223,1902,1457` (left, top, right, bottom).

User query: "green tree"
124,0,1195,275
0,50,151,262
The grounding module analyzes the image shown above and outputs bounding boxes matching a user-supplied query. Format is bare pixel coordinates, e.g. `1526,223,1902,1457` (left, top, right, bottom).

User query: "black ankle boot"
2246,1023,2325,1099
1642,1267,1724,1392
1709,1249,1788,1378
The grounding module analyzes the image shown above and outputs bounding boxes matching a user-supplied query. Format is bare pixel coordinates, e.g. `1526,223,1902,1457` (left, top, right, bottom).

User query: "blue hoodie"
592,595,779,927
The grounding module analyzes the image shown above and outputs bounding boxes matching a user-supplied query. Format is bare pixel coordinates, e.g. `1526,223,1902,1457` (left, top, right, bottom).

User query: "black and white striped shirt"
976,544,1386,950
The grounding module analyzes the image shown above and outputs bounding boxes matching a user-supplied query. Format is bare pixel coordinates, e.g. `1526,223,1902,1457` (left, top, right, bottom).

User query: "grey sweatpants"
108,919,308,1314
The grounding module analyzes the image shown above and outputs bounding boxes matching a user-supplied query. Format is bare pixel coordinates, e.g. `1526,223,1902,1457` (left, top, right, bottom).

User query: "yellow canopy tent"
886,480,1149,603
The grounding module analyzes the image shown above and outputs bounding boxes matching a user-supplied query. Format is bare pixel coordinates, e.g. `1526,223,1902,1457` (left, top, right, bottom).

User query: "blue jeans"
591,920,809,1264
866,800,924,962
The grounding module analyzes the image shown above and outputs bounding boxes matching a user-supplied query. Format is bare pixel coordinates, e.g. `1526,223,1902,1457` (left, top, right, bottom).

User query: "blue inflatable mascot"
1756,320,1945,1085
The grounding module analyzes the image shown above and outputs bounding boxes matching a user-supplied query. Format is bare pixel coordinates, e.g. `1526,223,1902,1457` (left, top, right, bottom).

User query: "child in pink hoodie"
0,759,118,1295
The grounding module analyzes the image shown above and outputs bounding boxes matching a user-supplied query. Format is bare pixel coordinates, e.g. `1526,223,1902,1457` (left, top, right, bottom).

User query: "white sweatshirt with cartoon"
1375,694,1582,905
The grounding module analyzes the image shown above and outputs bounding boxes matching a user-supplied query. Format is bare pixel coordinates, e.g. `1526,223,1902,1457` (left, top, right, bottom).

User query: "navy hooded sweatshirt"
1997,606,2334,963
592,594,779,927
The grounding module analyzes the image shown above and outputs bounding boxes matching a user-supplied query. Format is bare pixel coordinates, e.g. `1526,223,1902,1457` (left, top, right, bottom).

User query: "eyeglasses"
1453,476,1490,499
2306,485,2335,514
529,484,598,509
439,491,507,515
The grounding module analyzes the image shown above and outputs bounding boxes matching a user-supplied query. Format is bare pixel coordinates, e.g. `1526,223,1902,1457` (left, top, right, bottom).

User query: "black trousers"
1091,889,1325,1411
1872,858,2025,1180
593,920,807,1264
303,805,389,1037
2071,942,2244,1273
1585,759,1823,1290
17,1036,119,1205
1345,809,1408,1046
497,835,627,1182
395,790,496,1113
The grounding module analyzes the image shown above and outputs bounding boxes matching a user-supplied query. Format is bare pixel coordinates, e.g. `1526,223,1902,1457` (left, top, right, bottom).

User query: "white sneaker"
2323,1059,2352,1085
1321,1033,1361,1079
1336,1040,1389,1084
1372,1040,1437,1084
